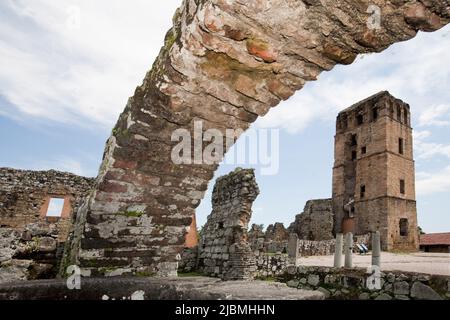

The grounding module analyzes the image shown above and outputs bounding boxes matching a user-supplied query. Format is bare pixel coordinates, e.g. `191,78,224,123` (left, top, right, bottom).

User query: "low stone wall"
255,253,289,278
0,223,62,284
281,266,450,300
298,239,336,257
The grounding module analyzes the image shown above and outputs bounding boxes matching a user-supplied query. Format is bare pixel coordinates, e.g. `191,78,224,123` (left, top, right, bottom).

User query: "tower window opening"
399,218,408,236
400,179,405,195
351,134,357,146
372,108,378,121
357,114,364,125
399,138,404,155
361,146,367,155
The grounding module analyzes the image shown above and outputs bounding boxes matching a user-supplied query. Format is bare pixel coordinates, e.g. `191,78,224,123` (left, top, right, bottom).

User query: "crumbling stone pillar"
198,168,259,280
69,0,449,276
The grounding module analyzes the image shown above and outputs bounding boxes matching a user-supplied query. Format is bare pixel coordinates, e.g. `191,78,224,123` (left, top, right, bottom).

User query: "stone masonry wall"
0,168,94,281
289,199,334,241
249,223,289,253
282,266,450,300
0,168,94,243
198,168,259,280
332,92,419,251
255,252,289,279
1,223,66,283
298,239,336,257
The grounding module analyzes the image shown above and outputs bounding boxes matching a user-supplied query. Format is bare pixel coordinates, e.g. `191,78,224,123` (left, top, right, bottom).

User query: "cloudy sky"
1,0,449,233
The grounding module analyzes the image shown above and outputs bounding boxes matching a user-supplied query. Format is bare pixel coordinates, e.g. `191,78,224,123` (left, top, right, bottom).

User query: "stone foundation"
0,223,63,283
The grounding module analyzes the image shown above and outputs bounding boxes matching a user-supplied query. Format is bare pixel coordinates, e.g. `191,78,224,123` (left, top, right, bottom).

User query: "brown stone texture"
289,199,334,241
248,223,289,253
198,168,259,280
0,223,63,283
0,168,94,243
71,0,449,275
332,91,419,251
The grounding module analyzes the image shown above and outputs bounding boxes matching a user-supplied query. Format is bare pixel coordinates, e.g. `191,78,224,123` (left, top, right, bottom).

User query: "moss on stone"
98,267,119,274
135,270,156,277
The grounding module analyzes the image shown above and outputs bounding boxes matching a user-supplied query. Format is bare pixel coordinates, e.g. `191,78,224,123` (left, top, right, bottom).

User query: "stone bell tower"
332,91,419,251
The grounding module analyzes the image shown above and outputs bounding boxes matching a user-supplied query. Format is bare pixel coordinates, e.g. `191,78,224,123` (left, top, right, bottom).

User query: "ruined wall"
255,252,289,279
332,92,418,251
0,168,94,242
248,223,289,253
72,0,449,275
297,239,336,257
198,168,259,280
0,223,64,283
289,199,334,241
0,168,94,281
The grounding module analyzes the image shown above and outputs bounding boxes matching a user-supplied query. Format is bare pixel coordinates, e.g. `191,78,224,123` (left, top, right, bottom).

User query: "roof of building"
338,90,391,115
420,233,450,246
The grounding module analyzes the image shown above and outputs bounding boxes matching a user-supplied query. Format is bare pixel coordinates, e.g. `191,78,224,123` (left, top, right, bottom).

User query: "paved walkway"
298,252,450,276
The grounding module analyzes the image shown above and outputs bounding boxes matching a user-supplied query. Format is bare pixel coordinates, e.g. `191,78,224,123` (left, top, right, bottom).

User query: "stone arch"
70,0,449,276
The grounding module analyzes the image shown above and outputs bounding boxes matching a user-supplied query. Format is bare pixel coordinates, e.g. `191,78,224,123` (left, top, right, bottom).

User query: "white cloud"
416,166,450,196
0,0,181,128
414,130,450,160
418,105,450,127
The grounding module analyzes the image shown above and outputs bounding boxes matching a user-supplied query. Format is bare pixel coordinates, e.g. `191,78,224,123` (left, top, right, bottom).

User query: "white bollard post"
334,233,344,268
372,231,381,267
344,232,353,268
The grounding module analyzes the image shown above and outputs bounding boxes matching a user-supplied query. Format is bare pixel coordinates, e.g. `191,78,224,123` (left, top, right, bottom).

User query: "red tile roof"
420,233,450,246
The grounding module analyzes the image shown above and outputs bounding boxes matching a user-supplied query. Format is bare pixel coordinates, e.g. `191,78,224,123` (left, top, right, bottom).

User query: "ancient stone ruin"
0,168,94,282
198,168,259,280
289,199,334,241
332,91,419,251
63,0,450,276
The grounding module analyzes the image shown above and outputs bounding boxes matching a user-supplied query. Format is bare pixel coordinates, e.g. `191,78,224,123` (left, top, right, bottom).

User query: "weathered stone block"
410,282,443,300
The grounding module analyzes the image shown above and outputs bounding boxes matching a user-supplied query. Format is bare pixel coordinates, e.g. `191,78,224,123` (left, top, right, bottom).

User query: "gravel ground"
298,252,450,275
